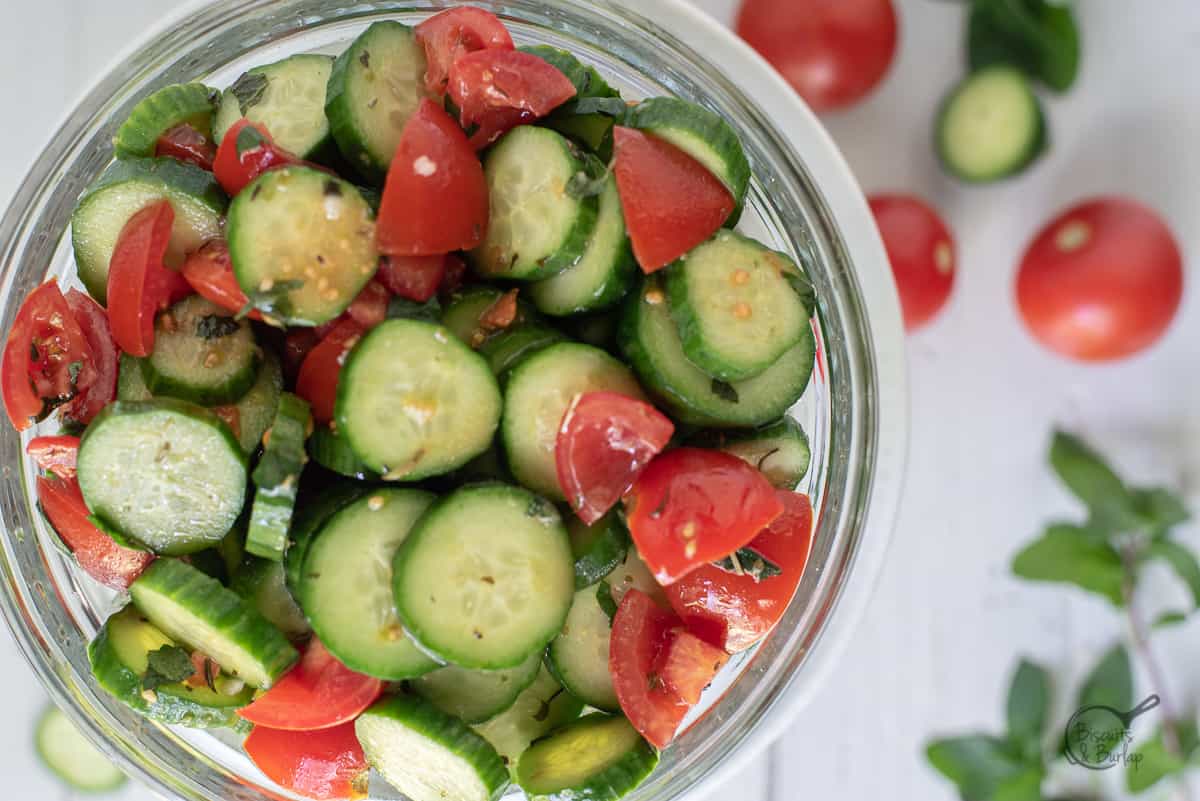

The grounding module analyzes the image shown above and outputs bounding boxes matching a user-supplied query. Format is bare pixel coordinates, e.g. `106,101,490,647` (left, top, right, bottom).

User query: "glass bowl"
0,1,907,799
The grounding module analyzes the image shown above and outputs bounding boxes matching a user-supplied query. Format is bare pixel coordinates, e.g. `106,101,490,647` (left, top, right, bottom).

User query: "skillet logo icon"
1064,694,1159,770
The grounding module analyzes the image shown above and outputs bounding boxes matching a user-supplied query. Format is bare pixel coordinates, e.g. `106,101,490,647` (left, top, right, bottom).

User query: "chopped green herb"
142,644,196,690
230,72,269,113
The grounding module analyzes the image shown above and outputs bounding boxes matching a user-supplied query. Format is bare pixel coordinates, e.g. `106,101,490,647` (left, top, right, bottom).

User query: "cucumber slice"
393,484,575,669
78,399,247,555
229,166,379,326
479,323,566,376
230,556,310,639
214,54,334,159
284,482,369,595
501,343,644,500
114,82,218,159
129,558,298,688
117,353,152,402
71,157,226,304
440,287,541,351
547,584,618,712
568,512,629,590
308,424,379,480
142,296,260,405
619,278,815,428
302,489,440,679
516,714,658,800
936,65,1046,183
606,549,667,608
693,417,811,489
470,126,599,281
665,231,810,381
336,319,501,480
472,667,584,778
529,176,636,316
355,694,510,801
35,705,127,792
521,45,620,157
325,21,429,182
87,606,255,729
246,393,311,561
628,96,750,225
409,649,543,724
519,46,617,102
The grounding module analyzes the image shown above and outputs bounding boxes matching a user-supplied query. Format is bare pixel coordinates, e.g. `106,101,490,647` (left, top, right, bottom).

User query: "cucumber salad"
5,8,819,801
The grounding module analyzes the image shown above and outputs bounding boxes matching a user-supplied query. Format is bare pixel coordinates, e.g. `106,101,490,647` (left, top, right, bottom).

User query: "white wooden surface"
1,2,1198,800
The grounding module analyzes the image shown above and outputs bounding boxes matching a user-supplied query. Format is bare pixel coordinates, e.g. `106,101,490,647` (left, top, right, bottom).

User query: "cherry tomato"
736,0,898,112
447,49,577,149
415,7,515,96
556,392,674,525
612,127,734,273
239,639,382,730
27,435,81,478
283,329,321,385
609,589,690,749
624,448,783,585
181,240,260,319
665,491,814,653
37,473,154,590
60,289,117,426
213,120,296,197
345,280,390,329
868,194,956,330
155,123,216,171
440,254,468,298
1016,197,1184,362
244,721,369,801
376,99,489,256
1,282,94,431
377,254,446,303
108,201,192,357
656,629,729,705
296,319,366,424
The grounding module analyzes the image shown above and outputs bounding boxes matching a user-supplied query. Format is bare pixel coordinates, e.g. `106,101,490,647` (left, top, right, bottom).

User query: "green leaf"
1147,540,1200,607
195,314,240,341
993,766,1045,801
925,735,1027,800
1048,431,1137,531
712,547,784,582
596,581,618,623
235,123,268,157
1078,643,1133,713
967,0,1080,91
1130,487,1190,534
1007,659,1050,746
782,270,818,319
1126,723,1199,794
1011,523,1127,605
230,71,269,112
385,295,442,323
1153,610,1189,629
143,644,196,690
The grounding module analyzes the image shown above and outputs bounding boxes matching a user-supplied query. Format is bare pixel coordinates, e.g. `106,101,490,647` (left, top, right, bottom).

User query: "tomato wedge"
239,639,382,730
1,282,94,431
415,6,515,96
656,629,729,705
869,194,956,331
296,319,366,424
37,473,154,590
612,127,734,273
447,49,577,149
556,392,674,525
108,201,191,357
60,289,117,426
213,120,297,197
665,491,814,653
624,448,783,585
155,123,216,171
609,589,690,749
181,240,260,318
345,280,390,330
245,721,369,801
376,254,446,303
27,435,81,479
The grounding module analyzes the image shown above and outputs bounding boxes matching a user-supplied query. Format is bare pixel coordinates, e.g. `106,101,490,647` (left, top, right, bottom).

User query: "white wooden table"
1,2,1198,799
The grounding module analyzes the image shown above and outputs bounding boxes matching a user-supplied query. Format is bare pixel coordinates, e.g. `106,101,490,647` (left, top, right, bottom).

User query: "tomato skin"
736,0,897,111
868,194,956,331
665,491,814,654
377,254,446,303
239,639,383,730
612,127,734,273
1016,197,1184,362
345,280,390,329
107,201,183,357
155,123,216,171
440,254,468,298
213,120,296,197
415,7,514,96
556,392,675,525
296,319,366,424
59,289,117,426
656,630,729,705
447,50,576,149
609,589,690,749
181,240,262,320
376,99,489,256
244,721,369,801
624,448,783,585
27,435,81,479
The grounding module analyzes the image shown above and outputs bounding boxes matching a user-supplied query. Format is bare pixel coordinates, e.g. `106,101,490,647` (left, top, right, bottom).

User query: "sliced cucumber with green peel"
665,231,810,381
336,319,501,480
568,512,629,590
308,424,379,480
302,489,440,679
246,392,311,561
547,584,618,712
520,46,617,102
35,705,127,792
228,166,379,326
473,667,583,778
325,21,429,182
355,694,510,801
516,714,658,800
693,417,811,489
620,278,815,428
114,82,218,159
606,549,667,608
479,323,566,375
561,310,620,353
78,399,247,555
936,66,1046,183
502,343,644,500
142,296,260,406
231,556,310,639
214,55,334,159
393,484,575,669
129,559,298,688
284,482,368,595
117,353,152,402
471,126,599,281
522,45,620,156
234,351,283,453
441,287,539,349
409,649,543,724
71,157,226,304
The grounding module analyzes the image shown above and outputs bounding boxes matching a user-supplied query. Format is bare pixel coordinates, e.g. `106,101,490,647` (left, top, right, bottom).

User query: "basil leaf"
143,644,196,690
1049,431,1137,532
711,379,739,404
386,295,442,323
1006,659,1050,746
1146,540,1200,607
967,0,1080,92
712,547,783,582
596,581,618,623
1011,523,1126,605
230,71,269,113
925,734,1028,801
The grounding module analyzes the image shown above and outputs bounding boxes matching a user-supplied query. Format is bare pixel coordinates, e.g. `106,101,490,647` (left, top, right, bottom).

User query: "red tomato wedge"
736,0,897,112
624,448,783,585
415,6,515,96
610,589,691,749
345,280,390,330
181,240,260,319
27,435,81,479
61,289,117,426
376,99,489,256
1016,196,1183,362
213,120,297,197
556,392,674,525
612,127,734,273
37,474,154,590
108,201,188,357
656,630,729,705
869,194,956,331
665,491,814,653
377,254,446,303
239,639,383,730
283,329,321,385
447,49,577,149
296,319,366,424
244,721,369,801
155,123,216,171
1,282,94,431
